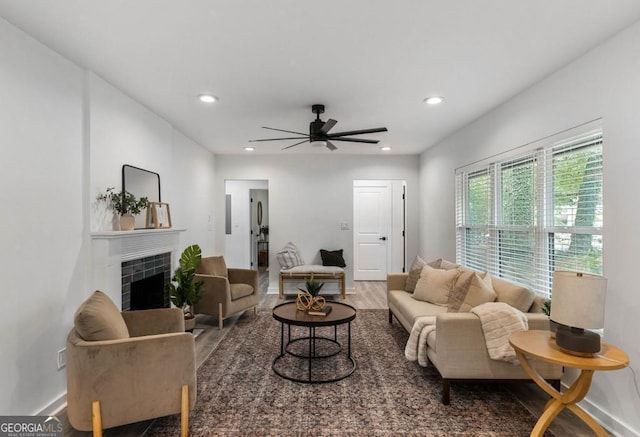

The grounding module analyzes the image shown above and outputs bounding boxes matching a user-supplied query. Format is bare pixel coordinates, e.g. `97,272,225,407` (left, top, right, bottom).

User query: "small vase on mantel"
119,214,135,231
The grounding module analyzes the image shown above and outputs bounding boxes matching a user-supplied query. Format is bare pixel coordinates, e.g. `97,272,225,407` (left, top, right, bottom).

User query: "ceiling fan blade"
282,139,309,150
326,141,337,151
262,126,308,136
249,136,308,142
330,137,380,144
328,127,388,137
318,119,338,135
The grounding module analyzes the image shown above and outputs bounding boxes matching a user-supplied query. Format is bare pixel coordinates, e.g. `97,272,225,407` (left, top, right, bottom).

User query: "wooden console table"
509,330,629,437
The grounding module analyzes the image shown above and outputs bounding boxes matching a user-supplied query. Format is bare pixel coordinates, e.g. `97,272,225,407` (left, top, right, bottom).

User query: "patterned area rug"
147,309,549,436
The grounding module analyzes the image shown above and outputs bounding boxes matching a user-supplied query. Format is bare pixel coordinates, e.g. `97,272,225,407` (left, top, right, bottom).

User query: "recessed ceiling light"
199,94,218,103
244,146,255,151
424,96,444,105
380,146,392,151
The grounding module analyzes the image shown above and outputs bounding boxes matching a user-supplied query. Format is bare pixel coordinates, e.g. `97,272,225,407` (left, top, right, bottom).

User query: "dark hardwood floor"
60,270,596,436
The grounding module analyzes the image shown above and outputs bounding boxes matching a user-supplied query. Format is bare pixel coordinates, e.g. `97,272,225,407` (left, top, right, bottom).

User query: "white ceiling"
2,1,640,155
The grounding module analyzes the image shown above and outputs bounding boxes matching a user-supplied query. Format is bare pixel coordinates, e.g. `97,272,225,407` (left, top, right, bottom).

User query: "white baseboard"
37,393,66,417
563,382,640,437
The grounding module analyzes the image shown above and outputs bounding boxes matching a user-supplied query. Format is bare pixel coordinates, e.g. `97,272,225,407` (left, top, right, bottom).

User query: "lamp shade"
550,271,606,329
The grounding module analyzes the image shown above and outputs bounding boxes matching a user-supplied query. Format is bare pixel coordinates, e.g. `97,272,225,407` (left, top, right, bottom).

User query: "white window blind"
455,128,603,298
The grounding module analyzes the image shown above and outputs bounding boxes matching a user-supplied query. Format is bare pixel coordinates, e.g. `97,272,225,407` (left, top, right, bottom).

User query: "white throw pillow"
413,265,460,306
276,242,305,269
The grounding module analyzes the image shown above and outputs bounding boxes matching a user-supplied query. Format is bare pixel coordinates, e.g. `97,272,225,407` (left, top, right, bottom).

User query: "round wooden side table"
509,330,629,437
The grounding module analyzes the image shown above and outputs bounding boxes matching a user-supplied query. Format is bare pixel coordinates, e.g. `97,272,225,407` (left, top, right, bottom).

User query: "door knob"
379,236,387,241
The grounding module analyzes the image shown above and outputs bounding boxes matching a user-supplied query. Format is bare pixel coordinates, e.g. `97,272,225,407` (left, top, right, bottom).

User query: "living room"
2,2,640,436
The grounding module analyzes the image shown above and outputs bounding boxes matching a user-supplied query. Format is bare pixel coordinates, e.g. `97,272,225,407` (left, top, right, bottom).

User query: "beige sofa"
388,264,562,405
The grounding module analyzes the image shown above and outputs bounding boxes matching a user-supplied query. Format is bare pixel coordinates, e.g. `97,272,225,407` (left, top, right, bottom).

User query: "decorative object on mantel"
295,276,326,312
148,202,172,229
167,244,204,332
97,187,150,231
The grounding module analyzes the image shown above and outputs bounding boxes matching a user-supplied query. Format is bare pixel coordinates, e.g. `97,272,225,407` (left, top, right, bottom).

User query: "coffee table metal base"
272,322,356,383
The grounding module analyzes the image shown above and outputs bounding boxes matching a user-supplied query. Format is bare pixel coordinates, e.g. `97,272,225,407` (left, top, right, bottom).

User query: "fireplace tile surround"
91,229,184,310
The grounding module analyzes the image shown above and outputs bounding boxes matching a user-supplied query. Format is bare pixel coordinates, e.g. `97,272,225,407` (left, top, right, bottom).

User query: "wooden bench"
279,265,346,299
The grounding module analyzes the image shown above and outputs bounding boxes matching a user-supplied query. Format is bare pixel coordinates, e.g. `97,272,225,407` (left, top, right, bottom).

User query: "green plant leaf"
180,244,202,271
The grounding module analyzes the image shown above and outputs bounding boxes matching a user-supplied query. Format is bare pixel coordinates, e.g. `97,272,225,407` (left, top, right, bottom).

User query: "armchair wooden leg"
218,303,223,330
92,400,103,437
254,306,257,315
181,384,189,437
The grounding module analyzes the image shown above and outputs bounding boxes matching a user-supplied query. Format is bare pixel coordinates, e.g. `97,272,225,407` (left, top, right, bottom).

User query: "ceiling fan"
249,104,388,151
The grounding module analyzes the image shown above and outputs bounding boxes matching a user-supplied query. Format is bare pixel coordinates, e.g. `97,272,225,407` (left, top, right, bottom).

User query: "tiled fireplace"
91,229,184,310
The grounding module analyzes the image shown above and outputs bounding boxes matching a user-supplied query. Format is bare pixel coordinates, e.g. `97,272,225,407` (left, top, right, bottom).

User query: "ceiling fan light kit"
249,104,388,151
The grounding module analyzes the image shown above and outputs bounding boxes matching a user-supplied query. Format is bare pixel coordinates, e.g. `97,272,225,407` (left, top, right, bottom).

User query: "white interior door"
353,182,391,280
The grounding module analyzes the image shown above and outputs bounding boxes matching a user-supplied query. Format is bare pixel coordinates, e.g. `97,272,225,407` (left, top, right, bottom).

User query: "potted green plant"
298,277,325,297
97,187,150,231
167,244,205,331
542,299,558,338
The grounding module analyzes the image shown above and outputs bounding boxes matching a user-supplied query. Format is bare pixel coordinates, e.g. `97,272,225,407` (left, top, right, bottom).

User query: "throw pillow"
440,259,460,270
405,256,427,292
197,256,228,277
74,290,130,341
406,257,443,292
458,272,497,312
413,265,460,306
320,249,346,267
447,270,474,312
276,242,304,270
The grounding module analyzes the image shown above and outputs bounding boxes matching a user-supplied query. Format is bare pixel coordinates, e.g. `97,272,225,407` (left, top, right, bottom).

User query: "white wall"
0,17,216,415
0,17,87,415
419,20,640,436
215,155,419,292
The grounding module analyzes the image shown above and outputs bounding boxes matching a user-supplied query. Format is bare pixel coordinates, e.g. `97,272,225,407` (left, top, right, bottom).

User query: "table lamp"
550,271,607,357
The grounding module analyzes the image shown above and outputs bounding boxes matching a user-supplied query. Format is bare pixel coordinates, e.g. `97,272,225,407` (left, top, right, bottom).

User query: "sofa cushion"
413,265,460,306
320,249,346,267
389,289,448,326
74,291,130,341
197,256,228,277
276,242,304,269
459,272,497,312
230,283,254,300
492,276,535,312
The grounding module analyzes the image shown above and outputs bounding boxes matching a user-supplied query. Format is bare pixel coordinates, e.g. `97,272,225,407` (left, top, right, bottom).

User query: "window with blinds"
455,129,603,298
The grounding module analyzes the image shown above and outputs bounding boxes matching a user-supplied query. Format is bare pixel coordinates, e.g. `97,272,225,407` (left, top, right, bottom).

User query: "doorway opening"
224,180,269,285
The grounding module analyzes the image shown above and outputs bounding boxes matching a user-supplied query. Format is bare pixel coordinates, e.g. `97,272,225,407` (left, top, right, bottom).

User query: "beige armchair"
193,256,259,329
66,291,196,436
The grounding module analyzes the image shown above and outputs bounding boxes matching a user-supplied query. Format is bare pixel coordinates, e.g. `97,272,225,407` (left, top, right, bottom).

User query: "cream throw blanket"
470,302,528,365
404,316,436,367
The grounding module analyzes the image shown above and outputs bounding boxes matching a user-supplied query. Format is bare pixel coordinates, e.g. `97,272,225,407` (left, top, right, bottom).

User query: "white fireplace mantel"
91,228,185,309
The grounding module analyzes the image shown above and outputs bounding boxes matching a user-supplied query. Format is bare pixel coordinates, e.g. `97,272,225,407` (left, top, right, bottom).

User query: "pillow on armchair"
74,291,130,341
197,255,228,277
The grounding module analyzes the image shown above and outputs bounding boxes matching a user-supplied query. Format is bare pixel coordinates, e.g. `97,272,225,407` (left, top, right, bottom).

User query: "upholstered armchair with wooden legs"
193,256,259,329
66,291,196,437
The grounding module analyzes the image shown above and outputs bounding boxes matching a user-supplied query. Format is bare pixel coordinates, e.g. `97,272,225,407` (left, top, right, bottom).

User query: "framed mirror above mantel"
122,164,161,229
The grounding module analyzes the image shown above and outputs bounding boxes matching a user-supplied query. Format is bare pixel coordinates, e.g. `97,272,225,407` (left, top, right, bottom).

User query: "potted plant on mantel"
167,244,205,332
97,187,149,231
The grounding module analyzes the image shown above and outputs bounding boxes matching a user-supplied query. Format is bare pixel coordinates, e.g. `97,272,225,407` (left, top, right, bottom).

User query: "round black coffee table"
272,301,356,383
